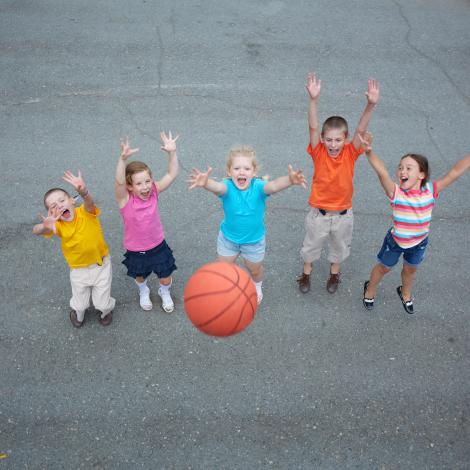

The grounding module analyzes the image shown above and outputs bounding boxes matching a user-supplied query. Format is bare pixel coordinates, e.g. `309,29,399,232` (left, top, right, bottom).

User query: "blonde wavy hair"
225,145,259,177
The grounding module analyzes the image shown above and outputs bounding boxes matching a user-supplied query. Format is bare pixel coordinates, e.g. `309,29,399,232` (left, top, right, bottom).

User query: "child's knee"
402,264,418,274
245,262,263,278
377,263,391,275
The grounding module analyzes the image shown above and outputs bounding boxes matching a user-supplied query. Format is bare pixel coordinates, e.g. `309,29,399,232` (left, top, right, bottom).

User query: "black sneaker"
396,286,414,314
362,281,374,310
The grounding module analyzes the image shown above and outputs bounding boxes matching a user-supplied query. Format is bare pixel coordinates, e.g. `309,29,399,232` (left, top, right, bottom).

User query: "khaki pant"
69,255,115,314
300,208,354,264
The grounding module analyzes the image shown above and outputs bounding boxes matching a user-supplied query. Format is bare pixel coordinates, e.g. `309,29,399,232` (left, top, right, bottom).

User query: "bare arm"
351,79,380,150
62,170,96,213
264,165,307,195
306,72,321,149
359,132,395,199
156,131,180,194
115,137,139,207
435,153,470,193
188,167,227,196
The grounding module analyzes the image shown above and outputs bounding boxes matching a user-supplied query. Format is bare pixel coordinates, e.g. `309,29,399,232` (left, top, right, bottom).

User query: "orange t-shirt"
307,142,363,211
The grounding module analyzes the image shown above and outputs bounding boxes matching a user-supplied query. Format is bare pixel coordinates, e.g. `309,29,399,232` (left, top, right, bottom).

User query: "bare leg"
217,254,239,265
365,263,391,298
243,259,264,283
400,264,418,301
303,262,312,275
330,262,340,275
159,276,172,286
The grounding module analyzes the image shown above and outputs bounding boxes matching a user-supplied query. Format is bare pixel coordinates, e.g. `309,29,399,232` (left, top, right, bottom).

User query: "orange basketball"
184,262,258,337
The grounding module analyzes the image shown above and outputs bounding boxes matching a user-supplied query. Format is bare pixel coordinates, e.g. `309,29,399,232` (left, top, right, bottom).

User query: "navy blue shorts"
377,229,429,268
122,239,177,279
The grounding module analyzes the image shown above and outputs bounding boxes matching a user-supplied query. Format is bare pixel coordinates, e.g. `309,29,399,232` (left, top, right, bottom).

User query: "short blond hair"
225,145,259,176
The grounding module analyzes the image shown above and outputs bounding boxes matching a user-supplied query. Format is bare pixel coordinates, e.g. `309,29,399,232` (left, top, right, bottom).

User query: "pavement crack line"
393,0,470,106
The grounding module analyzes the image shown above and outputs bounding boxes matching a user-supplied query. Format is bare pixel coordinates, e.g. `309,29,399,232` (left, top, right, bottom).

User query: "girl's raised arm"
264,165,306,195
435,153,470,193
188,167,227,196
156,131,179,194
359,132,395,199
115,137,139,206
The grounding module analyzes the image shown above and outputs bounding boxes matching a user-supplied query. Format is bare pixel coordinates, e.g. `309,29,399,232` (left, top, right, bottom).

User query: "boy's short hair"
125,161,153,186
43,188,70,209
401,153,430,187
321,116,349,136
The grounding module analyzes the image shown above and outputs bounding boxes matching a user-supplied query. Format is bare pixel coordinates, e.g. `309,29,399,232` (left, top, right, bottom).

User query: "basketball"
184,262,258,337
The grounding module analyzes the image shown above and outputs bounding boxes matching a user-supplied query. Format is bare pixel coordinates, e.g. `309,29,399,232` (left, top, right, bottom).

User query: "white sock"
159,278,172,292
254,281,263,296
159,282,171,293
136,279,149,292
76,309,85,322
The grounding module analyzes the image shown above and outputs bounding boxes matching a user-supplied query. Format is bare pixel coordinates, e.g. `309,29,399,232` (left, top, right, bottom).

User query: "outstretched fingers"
160,131,179,153
288,165,307,188
187,166,212,189
306,72,322,99
365,78,380,105
358,131,373,151
120,137,140,160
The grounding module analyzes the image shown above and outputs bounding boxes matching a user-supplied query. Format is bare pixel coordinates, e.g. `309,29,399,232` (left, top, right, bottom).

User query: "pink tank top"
120,183,165,251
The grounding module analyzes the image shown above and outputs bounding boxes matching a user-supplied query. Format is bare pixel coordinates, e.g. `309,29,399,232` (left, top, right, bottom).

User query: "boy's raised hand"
39,206,61,234
188,167,212,190
160,131,179,154
306,72,322,100
288,165,307,188
365,79,380,105
63,170,88,196
358,132,374,153
120,137,139,161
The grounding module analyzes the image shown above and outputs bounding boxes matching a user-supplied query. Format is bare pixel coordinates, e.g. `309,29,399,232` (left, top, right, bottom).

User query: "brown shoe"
297,273,311,294
98,311,113,326
70,310,84,328
326,273,340,294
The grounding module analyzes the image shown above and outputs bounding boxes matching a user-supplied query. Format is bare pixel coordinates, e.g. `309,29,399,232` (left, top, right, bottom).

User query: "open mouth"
237,177,247,185
328,149,339,156
400,177,408,184
61,209,71,218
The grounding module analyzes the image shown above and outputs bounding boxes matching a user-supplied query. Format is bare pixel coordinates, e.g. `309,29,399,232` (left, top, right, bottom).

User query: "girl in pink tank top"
115,132,179,313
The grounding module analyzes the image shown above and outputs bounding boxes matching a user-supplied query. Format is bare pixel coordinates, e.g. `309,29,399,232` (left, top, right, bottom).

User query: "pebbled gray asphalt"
1,0,470,468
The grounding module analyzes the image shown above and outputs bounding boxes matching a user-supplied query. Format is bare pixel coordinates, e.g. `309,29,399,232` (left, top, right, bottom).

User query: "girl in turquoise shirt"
189,145,306,304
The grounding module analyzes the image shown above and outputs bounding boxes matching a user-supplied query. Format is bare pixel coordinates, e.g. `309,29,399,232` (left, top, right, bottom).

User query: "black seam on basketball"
184,265,254,303
184,266,242,302
227,289,258,335
195,273,257,330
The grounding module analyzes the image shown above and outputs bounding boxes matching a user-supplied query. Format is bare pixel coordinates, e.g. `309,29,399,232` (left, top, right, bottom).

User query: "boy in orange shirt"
297,72,380,294
33,170,115,327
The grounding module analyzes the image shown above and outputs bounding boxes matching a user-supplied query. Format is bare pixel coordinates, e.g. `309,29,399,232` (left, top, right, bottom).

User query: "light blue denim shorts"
217,231,266,263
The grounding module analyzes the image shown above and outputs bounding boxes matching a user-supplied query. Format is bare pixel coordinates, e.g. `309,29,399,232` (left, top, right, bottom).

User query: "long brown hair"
400,153,430,187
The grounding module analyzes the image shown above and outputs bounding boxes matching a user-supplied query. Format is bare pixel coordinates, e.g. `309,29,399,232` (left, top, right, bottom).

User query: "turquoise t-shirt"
219,178,269,244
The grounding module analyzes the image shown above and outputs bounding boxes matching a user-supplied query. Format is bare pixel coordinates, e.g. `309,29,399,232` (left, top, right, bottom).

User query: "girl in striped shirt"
360,132,470,314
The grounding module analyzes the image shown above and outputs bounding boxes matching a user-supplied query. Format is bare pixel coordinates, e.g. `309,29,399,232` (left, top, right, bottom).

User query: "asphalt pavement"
1,0,470,468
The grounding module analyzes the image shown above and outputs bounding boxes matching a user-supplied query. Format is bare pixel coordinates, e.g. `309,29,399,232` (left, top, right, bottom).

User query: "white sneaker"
139,286,153,311
158,287,174,313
